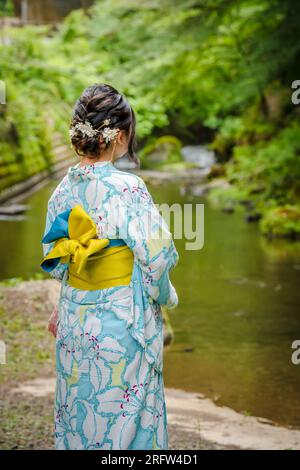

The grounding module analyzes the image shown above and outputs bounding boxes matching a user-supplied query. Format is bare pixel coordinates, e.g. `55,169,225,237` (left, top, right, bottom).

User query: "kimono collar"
67,160,114,181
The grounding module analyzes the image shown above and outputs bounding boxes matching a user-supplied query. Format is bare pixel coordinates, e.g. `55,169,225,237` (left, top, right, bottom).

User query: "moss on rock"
140,135,183,169
260,205,300,239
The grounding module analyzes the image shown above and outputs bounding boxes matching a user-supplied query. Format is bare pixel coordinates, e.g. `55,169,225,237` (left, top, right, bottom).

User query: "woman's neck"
79,154,112,167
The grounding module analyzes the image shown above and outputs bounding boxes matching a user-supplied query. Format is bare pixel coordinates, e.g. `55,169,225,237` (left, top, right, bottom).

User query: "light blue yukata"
41,160,179,450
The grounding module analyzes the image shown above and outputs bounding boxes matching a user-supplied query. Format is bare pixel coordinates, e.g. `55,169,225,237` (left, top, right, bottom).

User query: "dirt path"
7,377,300,450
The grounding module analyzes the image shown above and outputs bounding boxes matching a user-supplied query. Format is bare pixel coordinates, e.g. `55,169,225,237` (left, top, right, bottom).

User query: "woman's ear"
117,129,126,144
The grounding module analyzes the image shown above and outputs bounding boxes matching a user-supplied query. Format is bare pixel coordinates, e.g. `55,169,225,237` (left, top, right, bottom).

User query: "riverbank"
166,388,300,450
2,377,300,450
1,278,299,450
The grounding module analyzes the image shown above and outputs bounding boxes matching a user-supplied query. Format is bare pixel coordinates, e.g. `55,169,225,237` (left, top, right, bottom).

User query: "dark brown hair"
70,83,139,164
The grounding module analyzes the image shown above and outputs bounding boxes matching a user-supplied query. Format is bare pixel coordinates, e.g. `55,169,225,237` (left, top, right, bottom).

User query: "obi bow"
41,204,111,274
40,204,134,290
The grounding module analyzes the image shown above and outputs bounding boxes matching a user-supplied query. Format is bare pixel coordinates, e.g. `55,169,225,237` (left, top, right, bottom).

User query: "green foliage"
0,0,14,17
140,135,183,169
260,205,300,239
226,121,300,204
0,25,77,189
0,0,300,237
206,185,247,211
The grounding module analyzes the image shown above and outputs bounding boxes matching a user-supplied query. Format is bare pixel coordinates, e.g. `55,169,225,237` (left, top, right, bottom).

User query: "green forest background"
1,0,300,238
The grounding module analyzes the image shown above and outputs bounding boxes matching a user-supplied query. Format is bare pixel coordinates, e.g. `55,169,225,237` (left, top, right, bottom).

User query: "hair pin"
69,118,120,143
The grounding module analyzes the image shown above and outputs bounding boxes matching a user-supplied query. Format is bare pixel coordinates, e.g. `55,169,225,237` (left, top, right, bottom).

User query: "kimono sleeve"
119,177,179,309
41,198,69,282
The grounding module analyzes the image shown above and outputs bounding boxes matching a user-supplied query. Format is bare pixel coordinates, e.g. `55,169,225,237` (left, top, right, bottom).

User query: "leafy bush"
0,0,300,238
260,205,300,239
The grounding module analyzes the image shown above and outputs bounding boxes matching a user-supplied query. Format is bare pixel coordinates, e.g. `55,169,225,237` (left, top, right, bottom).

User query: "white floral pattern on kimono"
41,160,179,450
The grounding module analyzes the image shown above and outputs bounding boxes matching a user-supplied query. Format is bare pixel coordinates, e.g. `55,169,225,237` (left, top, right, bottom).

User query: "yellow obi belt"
40,204,134,290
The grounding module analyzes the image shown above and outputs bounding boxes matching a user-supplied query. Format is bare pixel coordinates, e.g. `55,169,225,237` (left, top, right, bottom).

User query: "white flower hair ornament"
69,118,120,143
101,126,120,143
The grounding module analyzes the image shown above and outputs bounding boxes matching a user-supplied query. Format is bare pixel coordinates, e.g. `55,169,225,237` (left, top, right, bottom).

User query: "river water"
1,177,300,428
